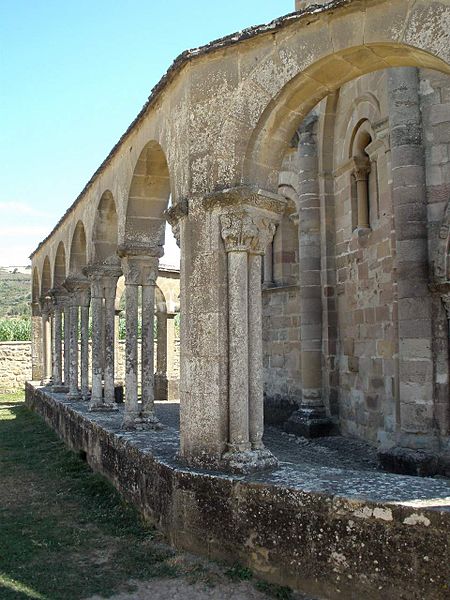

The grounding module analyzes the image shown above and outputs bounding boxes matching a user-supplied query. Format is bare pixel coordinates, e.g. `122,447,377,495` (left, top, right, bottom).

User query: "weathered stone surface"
25,385,450,600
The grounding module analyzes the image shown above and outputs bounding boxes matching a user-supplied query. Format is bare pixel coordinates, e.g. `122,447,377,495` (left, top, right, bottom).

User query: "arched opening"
93,191,118,263
243,35,450,450
124,140,171,254
41,257,51,297
53,242,66,287
69,221,87,274
244,44,450,190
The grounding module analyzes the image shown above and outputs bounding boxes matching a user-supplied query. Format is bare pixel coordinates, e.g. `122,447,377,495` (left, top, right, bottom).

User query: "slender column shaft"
100,301,106,379
104,292,116,404
124,283,139,423
63,306,70,386
53,307,63,386
68,303,80,398
41,312,52,383
263,242,273,286
31,303,43,382
356,176,370,228
90,295,103,407
141,283,156,416
228,251,250,452
248,253,264,450
80,304,90,398
156,311,167,374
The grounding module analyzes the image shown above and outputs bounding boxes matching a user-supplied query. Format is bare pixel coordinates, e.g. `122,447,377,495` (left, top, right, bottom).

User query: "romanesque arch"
41,256,51,297
243,44,450,190
92,191,118,263
123,140,171,254
69,221,87,274
53,241,66,287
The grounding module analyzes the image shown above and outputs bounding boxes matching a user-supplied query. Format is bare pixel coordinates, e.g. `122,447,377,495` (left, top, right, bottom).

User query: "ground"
0,393,312,600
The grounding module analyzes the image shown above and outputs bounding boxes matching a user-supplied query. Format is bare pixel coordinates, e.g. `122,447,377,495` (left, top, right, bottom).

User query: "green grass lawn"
0,393,183,599
0,393,294,600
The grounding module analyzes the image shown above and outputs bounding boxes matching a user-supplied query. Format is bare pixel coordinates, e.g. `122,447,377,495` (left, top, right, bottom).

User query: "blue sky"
0,0,293,266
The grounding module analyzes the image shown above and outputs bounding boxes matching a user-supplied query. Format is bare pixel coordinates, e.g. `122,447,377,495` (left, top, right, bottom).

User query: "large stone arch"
239,1,450,189
41,256,51,296
69,221,87,274
122,140,171,254
53,241,66,287
92,190,118,264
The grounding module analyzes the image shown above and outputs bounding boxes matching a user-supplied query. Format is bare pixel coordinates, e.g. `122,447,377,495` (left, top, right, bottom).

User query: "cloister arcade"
30,0,450,474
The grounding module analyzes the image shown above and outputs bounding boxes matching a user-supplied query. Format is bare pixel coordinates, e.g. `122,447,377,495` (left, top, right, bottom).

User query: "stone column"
285,117,332,437
79,289,90,400
88,272,104,409
40,297,52,385
63,275,90,400
31,301,43,382
263,242,273,287
49,287,67,391
67,298,80,399
387,68,434,448
104,274,120,406
219,199,281,472
84,260,122,411
63,304,70,387
155,309,168,401
120,251,161,430
353,157,371,229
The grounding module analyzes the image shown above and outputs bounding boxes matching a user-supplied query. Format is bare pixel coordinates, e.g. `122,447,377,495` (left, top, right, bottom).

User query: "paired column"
49,287,68,392
285,119,332,437
155,309,168,401
220,205,280,470
39,296,52,386
31,301,43,382
63,276,90,401
120,252,161,430
85,261,121,411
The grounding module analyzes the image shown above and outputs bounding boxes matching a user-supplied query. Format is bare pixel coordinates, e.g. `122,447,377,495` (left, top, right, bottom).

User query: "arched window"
350,121,379,231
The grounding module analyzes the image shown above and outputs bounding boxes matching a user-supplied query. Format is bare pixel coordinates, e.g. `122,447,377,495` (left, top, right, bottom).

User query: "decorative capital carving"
121,255,159,286
352,156,371,181
62,274,90,306
220,211,276,255
165,198,188,248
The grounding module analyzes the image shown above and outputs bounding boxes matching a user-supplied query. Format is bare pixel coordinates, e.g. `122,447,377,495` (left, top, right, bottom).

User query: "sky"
0,0,293,267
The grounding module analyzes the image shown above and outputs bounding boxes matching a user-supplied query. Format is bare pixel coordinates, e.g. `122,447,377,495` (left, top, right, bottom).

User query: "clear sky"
0,0,293,267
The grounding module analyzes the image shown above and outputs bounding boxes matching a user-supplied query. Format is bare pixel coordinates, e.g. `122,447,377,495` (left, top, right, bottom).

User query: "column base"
89,402,119,413
51,384,69,393
67,391,82,401
284,407,333,438
121,413,163,431
221,447,279,474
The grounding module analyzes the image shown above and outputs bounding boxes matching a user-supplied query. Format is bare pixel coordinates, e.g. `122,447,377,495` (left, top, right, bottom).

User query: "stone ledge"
25,383,450,600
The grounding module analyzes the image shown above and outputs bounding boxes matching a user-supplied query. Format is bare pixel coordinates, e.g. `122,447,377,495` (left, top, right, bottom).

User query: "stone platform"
25,383,450,600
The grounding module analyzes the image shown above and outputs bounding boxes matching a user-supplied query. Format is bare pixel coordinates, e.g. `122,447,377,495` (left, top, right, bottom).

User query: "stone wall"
263,286,301,423
0,342,32,391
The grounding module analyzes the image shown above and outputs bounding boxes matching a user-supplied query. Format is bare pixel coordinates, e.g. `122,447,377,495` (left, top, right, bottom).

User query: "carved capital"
121,255,159,286
165,199,188,248
62,274,90,306
352,156,371,181
220,210,276,255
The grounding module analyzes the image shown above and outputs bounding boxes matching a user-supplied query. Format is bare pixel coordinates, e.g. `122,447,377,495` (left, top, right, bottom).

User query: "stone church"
27,2,450,596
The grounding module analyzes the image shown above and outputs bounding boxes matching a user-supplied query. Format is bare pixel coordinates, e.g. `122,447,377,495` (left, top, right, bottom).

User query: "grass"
0,392,178,600
0,393,297,600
